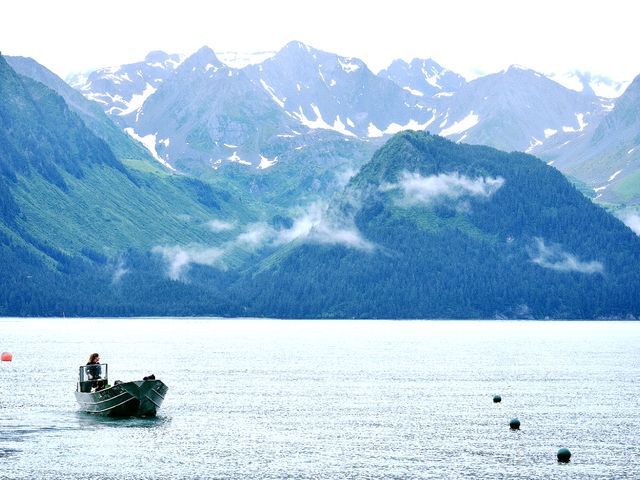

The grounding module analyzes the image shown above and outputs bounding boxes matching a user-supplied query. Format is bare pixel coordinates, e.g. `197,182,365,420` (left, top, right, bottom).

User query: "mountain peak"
504,64,538,75
409,58,444,70
191,45,219,60
378,57,465,96
282,40,312,52
180,46,223,71
144,50,171,63
273,41,318,63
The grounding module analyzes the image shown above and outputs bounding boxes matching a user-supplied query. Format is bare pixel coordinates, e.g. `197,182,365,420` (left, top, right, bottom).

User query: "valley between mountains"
1,42,639,318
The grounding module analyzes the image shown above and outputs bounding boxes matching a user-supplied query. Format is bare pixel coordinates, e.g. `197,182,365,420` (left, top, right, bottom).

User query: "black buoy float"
509,418,520,430
493,394,502,403
557,447,571,463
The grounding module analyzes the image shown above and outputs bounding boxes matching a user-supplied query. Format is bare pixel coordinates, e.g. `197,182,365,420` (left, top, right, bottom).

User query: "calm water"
1,319,639,479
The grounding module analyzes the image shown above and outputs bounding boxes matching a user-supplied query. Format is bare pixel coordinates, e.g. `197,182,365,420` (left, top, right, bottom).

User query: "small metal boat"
74,364,168,417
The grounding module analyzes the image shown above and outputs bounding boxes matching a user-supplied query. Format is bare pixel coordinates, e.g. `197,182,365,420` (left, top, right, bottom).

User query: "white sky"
1,0,638,81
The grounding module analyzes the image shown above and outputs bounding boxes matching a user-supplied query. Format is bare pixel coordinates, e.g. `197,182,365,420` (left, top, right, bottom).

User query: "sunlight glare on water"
1,319,639,479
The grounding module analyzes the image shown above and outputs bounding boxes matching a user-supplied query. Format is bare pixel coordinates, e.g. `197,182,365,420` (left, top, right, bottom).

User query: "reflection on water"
75,411,172,429
0,319,639,479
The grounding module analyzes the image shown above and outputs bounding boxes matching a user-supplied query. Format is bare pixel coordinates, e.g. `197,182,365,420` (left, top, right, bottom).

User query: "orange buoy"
1,352,13,362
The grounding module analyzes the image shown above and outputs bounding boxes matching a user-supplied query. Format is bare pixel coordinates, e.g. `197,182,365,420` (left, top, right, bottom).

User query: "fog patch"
335,167,358,188
620,212,640,236
285,201,374,251
207,219,236,232
309,221,375,251
382,171,504,206
154,201,375,279
152,245,225,280
236,201,374,252
111,256,129,284
237,223,276,247
529,238,603,274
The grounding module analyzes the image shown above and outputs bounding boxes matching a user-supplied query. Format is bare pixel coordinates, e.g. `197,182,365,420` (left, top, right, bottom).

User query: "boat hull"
75,380,168,417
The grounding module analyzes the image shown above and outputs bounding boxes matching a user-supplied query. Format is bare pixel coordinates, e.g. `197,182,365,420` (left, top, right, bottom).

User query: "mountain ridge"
241,131,640,319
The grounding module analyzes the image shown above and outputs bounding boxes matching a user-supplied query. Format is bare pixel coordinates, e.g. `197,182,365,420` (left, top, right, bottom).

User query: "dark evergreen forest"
2,52,639,319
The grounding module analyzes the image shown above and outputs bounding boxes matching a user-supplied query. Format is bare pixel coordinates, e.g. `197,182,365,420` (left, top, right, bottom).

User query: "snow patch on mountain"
368,123,384,138
84,92,112,106
544,128,558,138
403,86,424,97
384,118,435,135
260,79,285,108
293,104,356,137
124,128,175,171
526,137,543,153
562,113,588,132
117,83,157,116
332,116,355,136
608,169,623,182
439,112,479,136
257,155,278,169
228,152,252,166
339,59,360,73
424,70,443,89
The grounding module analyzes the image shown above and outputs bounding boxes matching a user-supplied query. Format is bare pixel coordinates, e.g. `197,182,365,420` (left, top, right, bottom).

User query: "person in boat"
86,353,105,390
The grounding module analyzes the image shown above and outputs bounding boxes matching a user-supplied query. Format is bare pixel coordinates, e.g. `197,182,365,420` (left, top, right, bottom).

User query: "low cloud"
154,201,374,279
309,222,375,251
529,238,603,274
111,256,129,284
152,245,225,280
621,212,640,236
238,202,375,252
237,223,275,247
207,219,236,232
382,171,504,206
283,201,374,251
335,167,358,188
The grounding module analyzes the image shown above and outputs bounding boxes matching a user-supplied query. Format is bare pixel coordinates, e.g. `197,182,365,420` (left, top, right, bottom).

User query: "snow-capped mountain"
538,73,640,204
126,46,302,172
67,50,183,126
243,41,434,138
431,65,608,154
6,55,155,163
66,43,640,208
378,58,466,98
69,43,613,166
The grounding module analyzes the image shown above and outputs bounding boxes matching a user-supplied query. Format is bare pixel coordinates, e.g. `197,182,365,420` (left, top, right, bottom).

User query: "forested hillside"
240,132,640,319
1,53,639,318
0,56,244,315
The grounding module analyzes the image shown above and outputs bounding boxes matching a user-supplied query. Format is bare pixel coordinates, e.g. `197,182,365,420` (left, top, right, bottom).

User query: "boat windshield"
78,363,108,383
